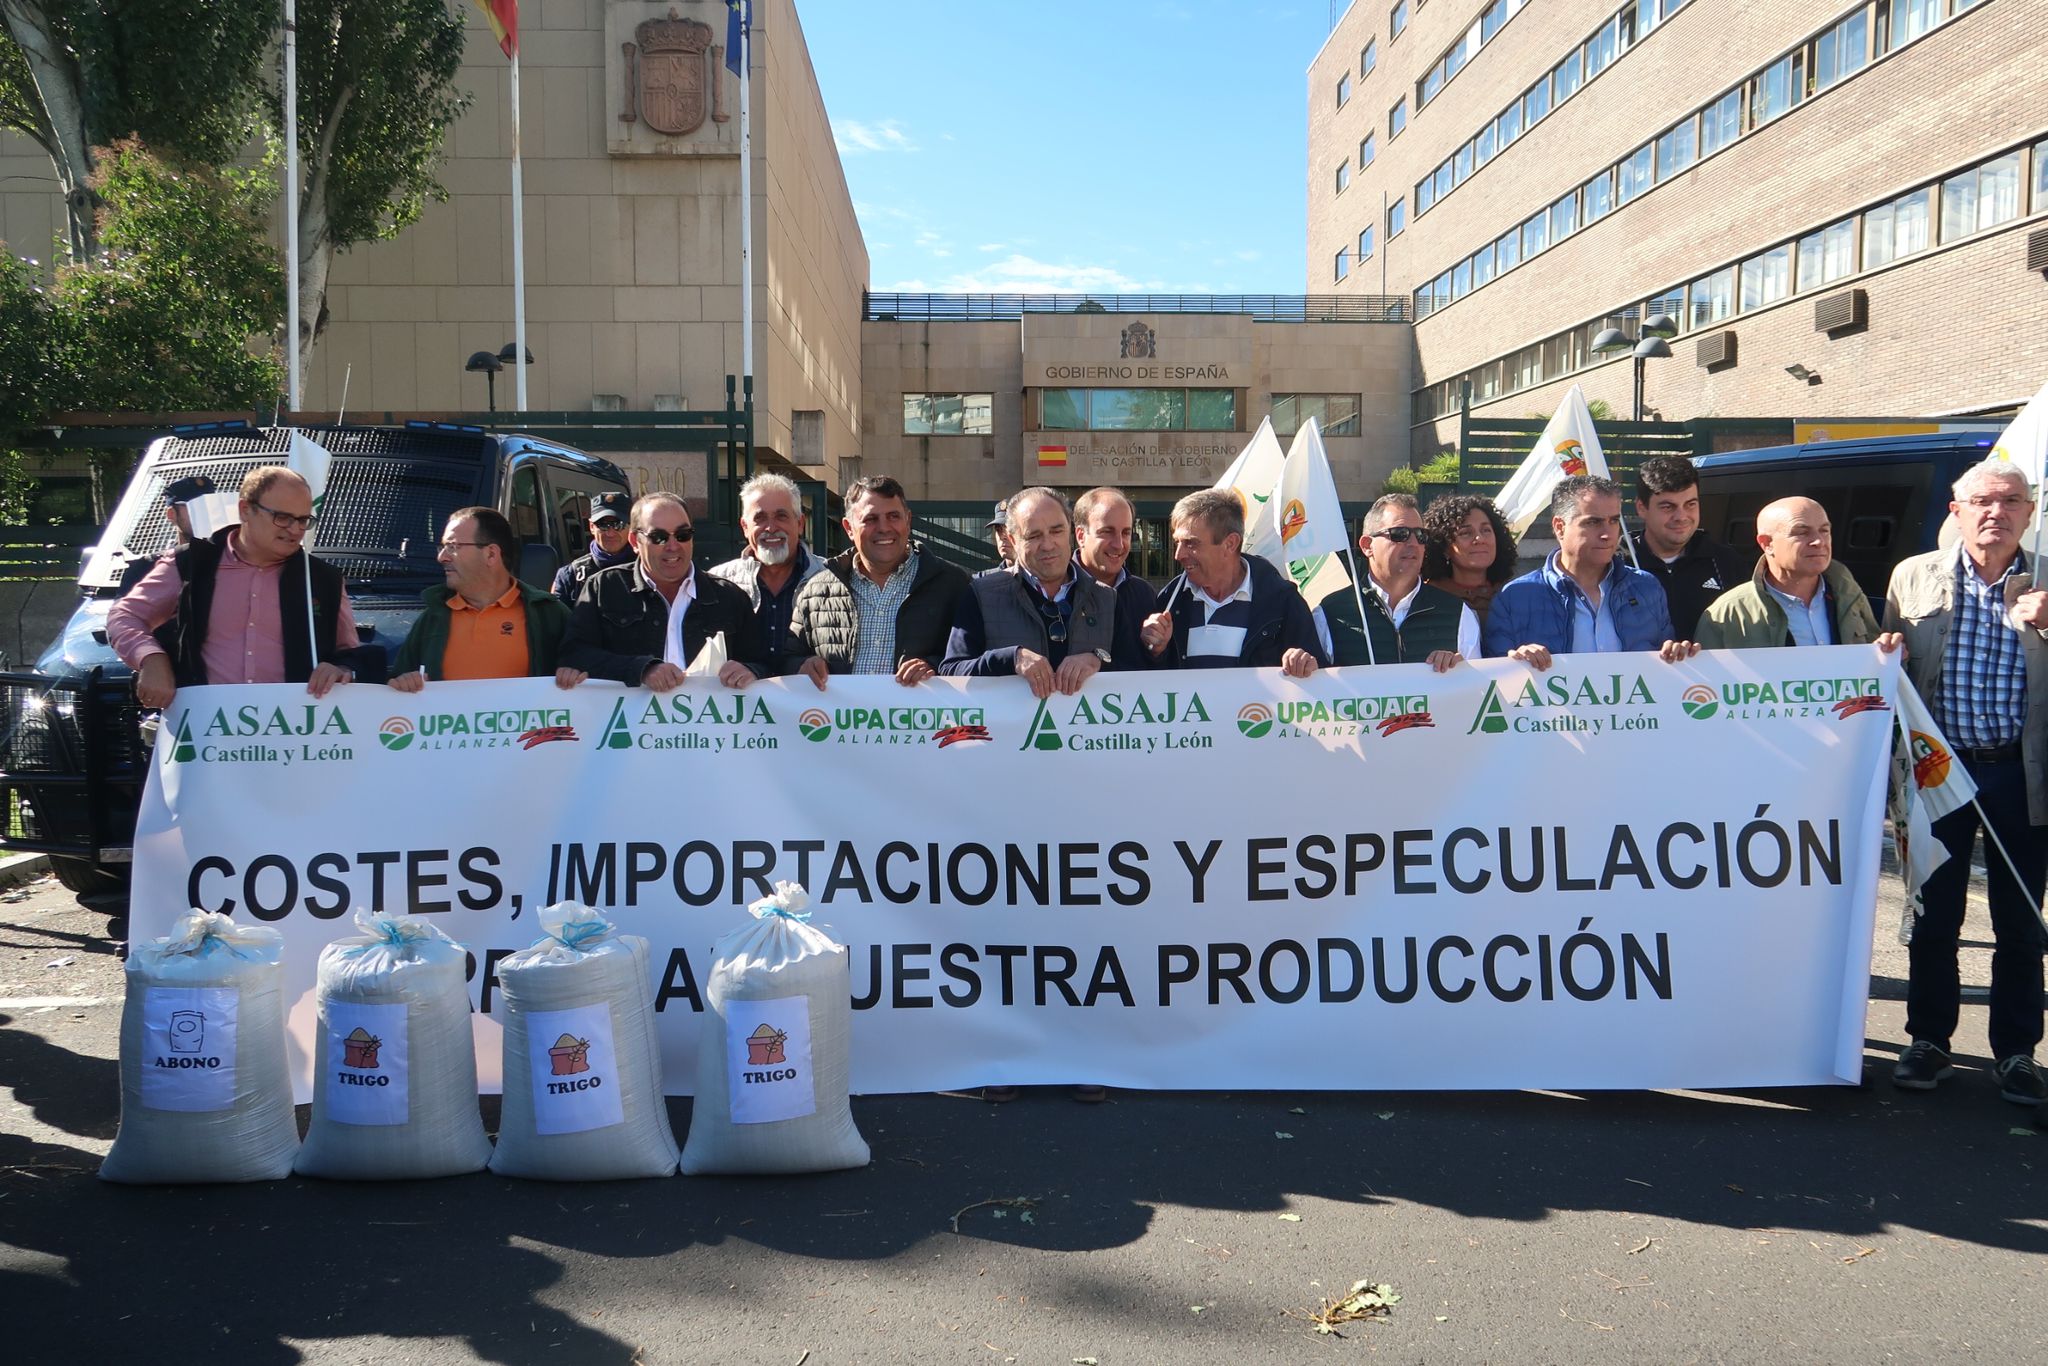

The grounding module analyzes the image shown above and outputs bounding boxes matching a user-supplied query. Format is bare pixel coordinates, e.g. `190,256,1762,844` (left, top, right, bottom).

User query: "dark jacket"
168,530,356,688
1322,580,1467,666
785,546,971,675
558,562,768,684
1154,554,1329,670
941,565,1122,676
1632,529,1751,642
708,544,829,676
392,581,571,679
551,540,637,609
1483,554,1673,657
1089,560,1160,670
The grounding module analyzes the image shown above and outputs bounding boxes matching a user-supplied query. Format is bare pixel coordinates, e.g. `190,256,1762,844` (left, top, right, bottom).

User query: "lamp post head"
1641,313,1679,340
1633,337,1673,360
1591,326,1631,356
465,350,503,375
497,342,535,366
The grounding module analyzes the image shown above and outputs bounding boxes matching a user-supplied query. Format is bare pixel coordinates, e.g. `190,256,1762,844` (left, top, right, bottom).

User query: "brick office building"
1308,0,2048,463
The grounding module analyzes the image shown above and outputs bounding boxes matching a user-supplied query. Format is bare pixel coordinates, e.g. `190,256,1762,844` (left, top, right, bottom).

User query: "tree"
0,1,272,258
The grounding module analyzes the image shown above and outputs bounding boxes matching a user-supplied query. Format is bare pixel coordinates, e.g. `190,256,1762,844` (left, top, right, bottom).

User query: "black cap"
164,474,216,506
590,492,632,524
984,498,1009,530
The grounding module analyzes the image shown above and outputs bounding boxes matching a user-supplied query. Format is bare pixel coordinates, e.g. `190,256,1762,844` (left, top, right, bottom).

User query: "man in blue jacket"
1483,475,1697,668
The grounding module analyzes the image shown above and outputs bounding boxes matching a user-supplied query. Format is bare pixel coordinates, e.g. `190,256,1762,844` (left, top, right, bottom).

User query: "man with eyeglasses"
110,465,360,711
1883,459,2048,1107
557,492,765,692
1318,493,1478,671
387,507,572,691
942,487,1124,699
550,491,636,609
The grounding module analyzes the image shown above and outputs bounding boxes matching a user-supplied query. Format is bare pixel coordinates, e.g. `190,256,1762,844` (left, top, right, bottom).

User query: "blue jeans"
1907,752,2047,1061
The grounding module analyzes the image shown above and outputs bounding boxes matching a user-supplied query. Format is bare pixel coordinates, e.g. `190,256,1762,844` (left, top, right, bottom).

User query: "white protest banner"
131,647,1898,1098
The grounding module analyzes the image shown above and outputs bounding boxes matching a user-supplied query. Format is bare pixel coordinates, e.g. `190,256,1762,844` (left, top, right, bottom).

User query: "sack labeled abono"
101,911,299,1184
680,882,869,1175
293,911,491,1180
489,903,679,1180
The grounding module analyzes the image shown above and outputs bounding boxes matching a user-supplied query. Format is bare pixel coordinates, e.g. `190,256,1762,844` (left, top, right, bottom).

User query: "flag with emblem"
1269,418,1354,611
472,0,517,59
1888,681,1976,931
1988,378,2048,569
1495,383,1611,536
1212,417,1287,562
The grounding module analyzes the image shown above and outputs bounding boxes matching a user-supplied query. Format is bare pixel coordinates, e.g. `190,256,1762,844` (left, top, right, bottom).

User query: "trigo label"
523,1003,624,1136
140,986,238,1112
322,1001,409,1125
725,997,816,1125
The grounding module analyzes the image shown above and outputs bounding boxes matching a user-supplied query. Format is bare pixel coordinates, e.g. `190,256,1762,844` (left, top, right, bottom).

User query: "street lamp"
1591,313,1678,421
465,350,503,413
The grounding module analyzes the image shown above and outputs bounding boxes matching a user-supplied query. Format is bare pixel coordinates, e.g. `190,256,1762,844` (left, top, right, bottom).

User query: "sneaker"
1892,1040,1954,1090
1995,1055,2047,1106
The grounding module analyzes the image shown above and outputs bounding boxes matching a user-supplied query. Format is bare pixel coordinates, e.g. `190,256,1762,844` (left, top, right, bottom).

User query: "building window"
1553,49,1584,103
1338,73,1351,108
1358,226,1375,261
2035,138,2048,211
903,394,993,436
1421,63,1446,107
1390,98,1407,138
1189,391,1237,431
1700,89,1741,157
1474,242,1497,285
1498,99,1522,146
1524,75,1551,127
1273,394,1362,438
1360,132,1376,167
1414,285,1433,320
1092,389,1187,431
1863,186,1930,267
1363,38,1377,74
1940,151,2022,242
1586,17,1619,79
1550,190,1579,243
1796,219,1857,292
1655,117,1697,180
1388,198,1407,239
1584,169,1615,223
1496,227,1521,272
1481,0,1511,43
1616,143,1654,205
1688,267,1734,329
1391,0,1408,39
1476,122,1496,167
1454,142,1474,184
1812,8,1868,92
1434,272,1454,313
1434,162,1454,201
1334,248,1350,283
1521,210,1549,259
1739,244,1792,311
1886,0,1939,49
1452,259,1472,300
1750,53,1802,127
1336,161,1350,194
1042,389,1087,429
1645,287,1687,334
1417,172,1437,216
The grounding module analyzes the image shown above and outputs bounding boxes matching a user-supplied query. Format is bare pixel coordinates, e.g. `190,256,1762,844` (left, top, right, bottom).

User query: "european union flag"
725,0,749,77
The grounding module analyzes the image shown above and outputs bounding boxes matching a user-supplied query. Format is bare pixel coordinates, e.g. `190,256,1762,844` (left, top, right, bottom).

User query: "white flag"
1212,417,1288,562
1271,418,1355,611
184,491,241,542
1988,378,2048,568
287,430,334,548
1889,680,1976,921
1493,384,1611,536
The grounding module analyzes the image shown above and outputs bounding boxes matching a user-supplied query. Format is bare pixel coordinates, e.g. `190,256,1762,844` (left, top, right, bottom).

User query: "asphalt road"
2,867,2044,1366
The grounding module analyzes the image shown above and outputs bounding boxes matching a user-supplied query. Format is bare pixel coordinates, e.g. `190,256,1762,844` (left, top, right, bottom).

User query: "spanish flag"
1037,445,1068,467
473,0,518,59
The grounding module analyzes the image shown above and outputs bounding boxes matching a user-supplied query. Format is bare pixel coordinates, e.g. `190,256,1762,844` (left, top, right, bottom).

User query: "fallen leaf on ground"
1294,1280,1401,1336
2010,1128,2036,1138
1278,1213,1303,1222
1275,1131,1293,1139
45,957,74,968
1289,1107,1307,1115
1189,1305,1205,1314
1376,1111,1395,1120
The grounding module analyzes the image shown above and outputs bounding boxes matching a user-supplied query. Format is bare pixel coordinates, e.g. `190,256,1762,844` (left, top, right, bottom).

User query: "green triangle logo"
599,698,634,750
170,714,196,764
1019,700,1063,752
1467,682,1508,735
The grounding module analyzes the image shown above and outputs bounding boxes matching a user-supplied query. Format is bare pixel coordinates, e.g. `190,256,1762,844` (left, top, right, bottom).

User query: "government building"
1306,0,2048,462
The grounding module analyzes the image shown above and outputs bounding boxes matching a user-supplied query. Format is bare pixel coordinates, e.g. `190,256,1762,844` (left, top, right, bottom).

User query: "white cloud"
1235,249,1263,262
833,119,918,155
976,242,1007,253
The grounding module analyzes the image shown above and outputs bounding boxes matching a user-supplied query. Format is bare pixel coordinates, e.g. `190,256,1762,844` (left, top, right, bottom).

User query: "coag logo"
1714,676,1884,721
1237,703,1274,738
378,717,415,751
1681,684,1719,719
1279,498,1307,546
1555,438,1589,477
1909,730,1952,790
798,708,832,742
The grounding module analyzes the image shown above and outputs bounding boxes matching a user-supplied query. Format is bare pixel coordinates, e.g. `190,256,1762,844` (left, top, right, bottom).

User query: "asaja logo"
1555,438,1589,477
171,702,354,765
1237,703,1274,738
170,714,197,763
1466,672,1658,737
595,692,778,752
1020,690,1212,753
378,717,416,751
798,708,832,742
1279,498,1308,545
1021,701,1065,751
1909,730,1953,790
1680,684,1719,719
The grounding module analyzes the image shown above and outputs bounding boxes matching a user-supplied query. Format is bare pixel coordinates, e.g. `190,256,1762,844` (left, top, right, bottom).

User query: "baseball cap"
164,474,216,506
984,498,1009,530
590,492,631,525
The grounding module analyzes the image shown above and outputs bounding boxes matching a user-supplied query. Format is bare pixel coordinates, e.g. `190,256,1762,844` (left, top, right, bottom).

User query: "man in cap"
389,507,572,690
980,498,1014,574
551,490,636,608
710,472,828,677
119,473,219,594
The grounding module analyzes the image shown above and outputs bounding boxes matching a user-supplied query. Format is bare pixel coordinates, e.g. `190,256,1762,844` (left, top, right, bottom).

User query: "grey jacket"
784,546,972,675
1883,546,2048,823
708,545,828,603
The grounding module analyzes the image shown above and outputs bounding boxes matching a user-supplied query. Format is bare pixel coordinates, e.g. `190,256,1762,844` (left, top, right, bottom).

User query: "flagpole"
284,0,301,413
738,6,754,387
509,41,528,411
1342,544,1377,665
1969,797,2048,937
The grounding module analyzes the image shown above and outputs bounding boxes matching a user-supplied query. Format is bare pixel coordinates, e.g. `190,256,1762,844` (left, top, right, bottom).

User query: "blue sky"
798,1,1337,296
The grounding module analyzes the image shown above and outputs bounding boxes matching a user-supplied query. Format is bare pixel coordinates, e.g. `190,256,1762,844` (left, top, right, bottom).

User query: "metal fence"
1455,416,1702,500
864,293,1411,323
0,527,96,581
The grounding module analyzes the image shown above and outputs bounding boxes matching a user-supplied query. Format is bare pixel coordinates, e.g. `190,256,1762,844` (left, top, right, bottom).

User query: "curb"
0,852,51,888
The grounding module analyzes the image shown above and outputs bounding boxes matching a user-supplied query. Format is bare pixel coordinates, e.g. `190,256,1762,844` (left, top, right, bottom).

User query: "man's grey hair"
1362,493,1419,536
1073,485,1132,526
1953,457,2034,502
739,471,803,512
1172,489,1244,542
1551,474,1622,524
1005,486,1071,537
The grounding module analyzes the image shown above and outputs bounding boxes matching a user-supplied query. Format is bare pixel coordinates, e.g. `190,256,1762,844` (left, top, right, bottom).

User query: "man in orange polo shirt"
389,507,573,689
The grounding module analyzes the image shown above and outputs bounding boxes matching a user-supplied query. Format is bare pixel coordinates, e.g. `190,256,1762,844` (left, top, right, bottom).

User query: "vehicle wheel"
49,857,131,898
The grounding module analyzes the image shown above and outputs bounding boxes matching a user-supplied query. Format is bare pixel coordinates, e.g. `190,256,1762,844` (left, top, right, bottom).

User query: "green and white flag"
1212,416,1287,562
288,430,333,549
1495,383,1610,536
1271,417,1353,610
1987,378,2048,572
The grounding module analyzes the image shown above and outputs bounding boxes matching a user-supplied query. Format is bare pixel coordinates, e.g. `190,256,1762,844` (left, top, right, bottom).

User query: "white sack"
101,911,298,1184
294,910,491,1180
489,903,679,1180
680,882,869,1175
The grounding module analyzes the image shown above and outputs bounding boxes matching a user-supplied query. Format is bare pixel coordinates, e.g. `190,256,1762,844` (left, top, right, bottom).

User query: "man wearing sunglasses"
111,465,361,712
1319,494,1478,671
550,491,636,609
557,493,766,691
942,487,1123,699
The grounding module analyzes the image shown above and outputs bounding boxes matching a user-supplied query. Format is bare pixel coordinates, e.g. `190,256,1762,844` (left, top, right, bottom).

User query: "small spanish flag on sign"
472,0,518,59
1037,445,1068,467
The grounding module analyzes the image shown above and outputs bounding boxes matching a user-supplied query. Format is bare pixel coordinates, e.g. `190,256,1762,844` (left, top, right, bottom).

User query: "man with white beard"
711,472,827,677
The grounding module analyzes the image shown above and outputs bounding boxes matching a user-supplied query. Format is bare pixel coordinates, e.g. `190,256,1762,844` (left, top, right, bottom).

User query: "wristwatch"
1093,647,1112,664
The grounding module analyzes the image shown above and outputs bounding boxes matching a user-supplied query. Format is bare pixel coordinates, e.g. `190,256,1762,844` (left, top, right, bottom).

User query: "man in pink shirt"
108,465,361,710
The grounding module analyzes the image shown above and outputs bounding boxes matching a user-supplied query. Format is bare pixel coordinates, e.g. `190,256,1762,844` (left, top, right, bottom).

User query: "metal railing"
864,293,1411,323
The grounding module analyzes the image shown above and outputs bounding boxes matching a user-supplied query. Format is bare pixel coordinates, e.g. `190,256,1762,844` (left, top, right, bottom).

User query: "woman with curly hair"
1421,494,1517,629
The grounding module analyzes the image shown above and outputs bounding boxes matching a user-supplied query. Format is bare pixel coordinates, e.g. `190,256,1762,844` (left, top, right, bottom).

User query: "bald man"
1694,496,1897,650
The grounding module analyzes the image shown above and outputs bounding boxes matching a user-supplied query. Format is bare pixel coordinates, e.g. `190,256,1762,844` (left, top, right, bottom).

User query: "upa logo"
1716,675,1884,721
378,717,416,751
1555,438,1589,477
1681,684,1719,719
798,708,832,742
1237,703,1275,738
